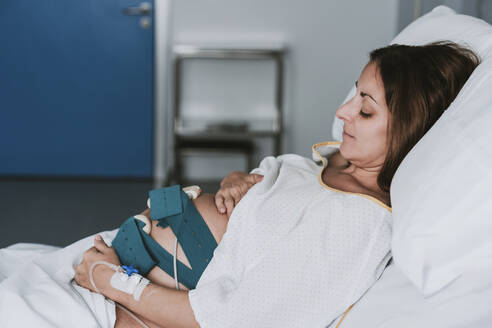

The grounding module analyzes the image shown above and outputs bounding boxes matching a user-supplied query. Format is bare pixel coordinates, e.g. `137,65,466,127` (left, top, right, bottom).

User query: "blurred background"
1,0,491,247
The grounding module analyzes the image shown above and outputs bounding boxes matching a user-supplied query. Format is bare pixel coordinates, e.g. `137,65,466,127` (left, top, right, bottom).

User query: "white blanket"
0,230,118,328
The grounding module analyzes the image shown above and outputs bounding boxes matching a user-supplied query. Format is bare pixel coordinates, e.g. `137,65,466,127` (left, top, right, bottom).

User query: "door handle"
122,2,152,16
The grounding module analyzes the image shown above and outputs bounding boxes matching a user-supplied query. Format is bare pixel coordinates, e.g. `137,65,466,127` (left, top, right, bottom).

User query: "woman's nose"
335,100,355,122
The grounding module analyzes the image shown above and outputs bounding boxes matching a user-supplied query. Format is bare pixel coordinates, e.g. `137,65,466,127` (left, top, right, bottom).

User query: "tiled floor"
0,179,219,248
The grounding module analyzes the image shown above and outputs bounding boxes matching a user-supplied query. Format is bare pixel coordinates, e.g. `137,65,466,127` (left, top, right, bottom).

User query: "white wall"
154,0,173,187
157,0,399,183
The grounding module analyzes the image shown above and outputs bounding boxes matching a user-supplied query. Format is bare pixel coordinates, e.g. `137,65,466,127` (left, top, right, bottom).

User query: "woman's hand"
215,171,263,217
74,235,121,293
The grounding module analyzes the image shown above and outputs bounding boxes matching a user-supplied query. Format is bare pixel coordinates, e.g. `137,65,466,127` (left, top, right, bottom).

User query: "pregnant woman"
74,41,479,328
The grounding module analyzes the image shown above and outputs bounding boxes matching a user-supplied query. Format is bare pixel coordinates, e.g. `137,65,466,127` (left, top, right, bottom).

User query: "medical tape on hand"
89,261,150,301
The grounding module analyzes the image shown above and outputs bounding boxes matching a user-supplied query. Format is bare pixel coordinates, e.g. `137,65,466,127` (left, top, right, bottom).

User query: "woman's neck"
326,150,389,204
340,163,385,196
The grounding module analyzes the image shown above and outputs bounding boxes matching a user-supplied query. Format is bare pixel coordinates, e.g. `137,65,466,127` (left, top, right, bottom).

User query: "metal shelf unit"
170,45,285,184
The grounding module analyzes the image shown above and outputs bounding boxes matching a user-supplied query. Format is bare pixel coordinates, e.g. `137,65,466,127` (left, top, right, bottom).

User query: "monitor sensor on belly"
146,185,202,209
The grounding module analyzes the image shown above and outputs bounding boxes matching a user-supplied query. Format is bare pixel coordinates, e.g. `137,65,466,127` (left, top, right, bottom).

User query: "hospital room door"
0,0,154,178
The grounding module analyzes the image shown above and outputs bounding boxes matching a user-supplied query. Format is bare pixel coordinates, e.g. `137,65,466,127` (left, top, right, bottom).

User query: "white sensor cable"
173,236,180,290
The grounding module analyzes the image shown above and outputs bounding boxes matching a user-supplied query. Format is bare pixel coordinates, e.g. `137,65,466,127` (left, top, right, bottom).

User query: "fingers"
224,198,235,217
237,181,251,195
253,174,264,183
215,189,242,216
215,194,226,214
216,172,262,216
247,173,264,184
93,235,109,253
229,187,242,203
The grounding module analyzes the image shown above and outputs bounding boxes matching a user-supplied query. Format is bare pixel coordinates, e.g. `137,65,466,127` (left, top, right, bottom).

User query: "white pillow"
332,6,492,295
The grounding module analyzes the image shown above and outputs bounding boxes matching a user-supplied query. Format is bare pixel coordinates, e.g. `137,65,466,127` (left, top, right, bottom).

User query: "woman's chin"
339,143,348,157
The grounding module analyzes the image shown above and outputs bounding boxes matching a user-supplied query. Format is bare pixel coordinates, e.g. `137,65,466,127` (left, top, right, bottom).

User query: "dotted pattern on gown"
189,147,392,328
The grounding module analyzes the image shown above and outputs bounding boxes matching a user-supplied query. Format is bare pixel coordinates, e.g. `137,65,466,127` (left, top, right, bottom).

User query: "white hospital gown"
189,141,392,328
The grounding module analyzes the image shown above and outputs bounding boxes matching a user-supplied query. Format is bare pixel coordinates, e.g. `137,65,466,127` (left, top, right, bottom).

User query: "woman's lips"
343,131,354,139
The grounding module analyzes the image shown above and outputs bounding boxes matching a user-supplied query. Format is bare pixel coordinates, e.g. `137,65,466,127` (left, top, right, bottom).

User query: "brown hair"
370,41,481,193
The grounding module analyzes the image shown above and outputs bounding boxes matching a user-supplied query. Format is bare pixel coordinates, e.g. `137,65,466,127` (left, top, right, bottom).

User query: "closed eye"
359,110,371,118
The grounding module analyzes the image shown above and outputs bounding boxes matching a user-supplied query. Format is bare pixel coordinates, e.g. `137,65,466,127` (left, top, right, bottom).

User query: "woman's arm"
75,236,199,328
97,266,198,328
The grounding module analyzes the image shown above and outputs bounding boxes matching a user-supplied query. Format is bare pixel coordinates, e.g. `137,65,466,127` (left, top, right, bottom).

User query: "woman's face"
335,62,390,169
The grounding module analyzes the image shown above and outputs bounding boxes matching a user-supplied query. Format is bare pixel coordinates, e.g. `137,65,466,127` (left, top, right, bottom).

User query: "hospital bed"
1,5,491,328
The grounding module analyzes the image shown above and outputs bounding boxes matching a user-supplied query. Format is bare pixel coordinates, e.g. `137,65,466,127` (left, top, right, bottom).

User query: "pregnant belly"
144,193,228,290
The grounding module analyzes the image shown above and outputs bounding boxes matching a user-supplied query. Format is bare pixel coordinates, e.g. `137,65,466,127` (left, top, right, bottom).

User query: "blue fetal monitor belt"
112,185,217,289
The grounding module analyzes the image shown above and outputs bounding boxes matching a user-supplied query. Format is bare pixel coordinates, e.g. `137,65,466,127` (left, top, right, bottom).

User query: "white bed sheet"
3,231,491,328
328,260,492,328
2,237,491,328
0,230,118,328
